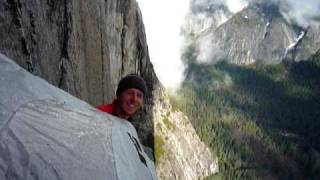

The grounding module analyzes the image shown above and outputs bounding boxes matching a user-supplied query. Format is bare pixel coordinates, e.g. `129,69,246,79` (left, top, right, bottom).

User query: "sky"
225,0,248,13
136,0,190,90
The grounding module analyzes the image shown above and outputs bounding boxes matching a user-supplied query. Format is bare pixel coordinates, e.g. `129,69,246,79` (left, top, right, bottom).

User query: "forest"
170,49,320,179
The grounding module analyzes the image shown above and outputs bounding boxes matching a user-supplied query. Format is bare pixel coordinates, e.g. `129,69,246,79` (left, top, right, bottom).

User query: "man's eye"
137,93,143,99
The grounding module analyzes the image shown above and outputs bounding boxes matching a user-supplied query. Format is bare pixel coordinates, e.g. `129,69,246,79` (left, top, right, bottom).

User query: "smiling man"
97,74,147,120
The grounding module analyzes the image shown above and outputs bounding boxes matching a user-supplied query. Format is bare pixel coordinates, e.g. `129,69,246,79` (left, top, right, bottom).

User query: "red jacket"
97,102,133,121
96,103,115,116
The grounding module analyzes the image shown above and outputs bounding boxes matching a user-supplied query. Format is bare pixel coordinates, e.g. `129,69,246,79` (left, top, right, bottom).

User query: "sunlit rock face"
289,25,320,61
152,86,218,180
183,1,320,65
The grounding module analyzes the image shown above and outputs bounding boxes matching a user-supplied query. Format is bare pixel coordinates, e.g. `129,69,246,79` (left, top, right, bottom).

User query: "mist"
192,0,320,27
243,0,320,27
276,0,320,27
137,0,190,90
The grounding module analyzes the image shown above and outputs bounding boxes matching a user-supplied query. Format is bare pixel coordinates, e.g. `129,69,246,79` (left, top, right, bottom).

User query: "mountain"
175,1,320,179
183,1,320,65
0,0,218,179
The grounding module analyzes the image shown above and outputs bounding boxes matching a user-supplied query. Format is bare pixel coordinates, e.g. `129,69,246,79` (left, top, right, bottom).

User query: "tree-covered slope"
170,52,320,179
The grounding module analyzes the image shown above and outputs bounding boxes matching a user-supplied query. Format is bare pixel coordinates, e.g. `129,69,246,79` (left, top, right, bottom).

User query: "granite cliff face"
0,0,218,179
183,1,320,64
152,86,218,180
0,0,157,105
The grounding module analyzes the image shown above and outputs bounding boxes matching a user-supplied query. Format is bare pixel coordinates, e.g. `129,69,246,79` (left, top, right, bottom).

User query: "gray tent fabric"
0,53,157,180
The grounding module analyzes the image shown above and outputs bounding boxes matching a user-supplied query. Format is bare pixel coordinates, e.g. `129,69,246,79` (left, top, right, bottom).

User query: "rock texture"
288,25,320,61
152,86,218,180
0,0,157,105
183,1,320,65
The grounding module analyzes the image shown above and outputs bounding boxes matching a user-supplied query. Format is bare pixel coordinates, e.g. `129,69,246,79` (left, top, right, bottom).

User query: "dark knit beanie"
116,74,147,97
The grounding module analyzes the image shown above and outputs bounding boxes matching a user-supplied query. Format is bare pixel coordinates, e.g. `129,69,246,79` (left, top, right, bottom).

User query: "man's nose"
130,93,138,101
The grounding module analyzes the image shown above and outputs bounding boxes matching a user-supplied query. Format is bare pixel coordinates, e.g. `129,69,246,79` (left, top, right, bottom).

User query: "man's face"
118,88,144,118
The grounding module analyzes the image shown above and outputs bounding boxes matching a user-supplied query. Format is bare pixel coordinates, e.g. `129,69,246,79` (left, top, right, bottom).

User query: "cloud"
193,0,320,27
276,0,320,27
226,0,320,27
225,0,248,13
239,0,320,27
191,0,248,14
196,34,225,63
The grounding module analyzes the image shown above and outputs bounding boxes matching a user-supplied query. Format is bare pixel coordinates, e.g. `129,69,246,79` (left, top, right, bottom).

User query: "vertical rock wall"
152,86,219,180
0,0,157,105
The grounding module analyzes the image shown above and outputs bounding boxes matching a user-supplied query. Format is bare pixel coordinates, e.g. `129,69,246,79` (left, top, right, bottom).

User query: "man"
97,74,157,168
97,74,147,120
